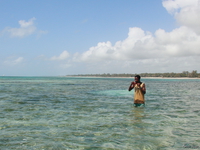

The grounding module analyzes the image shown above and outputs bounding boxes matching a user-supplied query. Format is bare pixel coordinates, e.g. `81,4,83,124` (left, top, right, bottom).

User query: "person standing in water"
128,75,146,107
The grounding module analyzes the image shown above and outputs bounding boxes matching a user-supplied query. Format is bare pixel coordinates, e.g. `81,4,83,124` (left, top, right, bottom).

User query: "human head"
134,75,141,82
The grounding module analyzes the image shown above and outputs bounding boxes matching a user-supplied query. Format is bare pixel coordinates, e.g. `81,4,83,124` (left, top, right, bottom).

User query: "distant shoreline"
142,77,200,79
66,71,200,78
1,75,199,79
66,76,200,79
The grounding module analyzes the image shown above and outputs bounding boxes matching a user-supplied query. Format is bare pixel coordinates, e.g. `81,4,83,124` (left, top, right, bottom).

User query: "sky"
0,0,200,76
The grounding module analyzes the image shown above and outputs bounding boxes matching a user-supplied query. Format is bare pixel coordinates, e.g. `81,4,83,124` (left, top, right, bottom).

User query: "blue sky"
0,0,200,76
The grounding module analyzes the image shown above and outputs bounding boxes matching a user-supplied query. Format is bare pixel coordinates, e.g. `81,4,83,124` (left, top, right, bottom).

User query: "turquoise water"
0,76,200,150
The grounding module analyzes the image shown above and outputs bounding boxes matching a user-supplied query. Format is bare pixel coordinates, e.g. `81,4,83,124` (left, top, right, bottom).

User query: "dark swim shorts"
134,103,145,107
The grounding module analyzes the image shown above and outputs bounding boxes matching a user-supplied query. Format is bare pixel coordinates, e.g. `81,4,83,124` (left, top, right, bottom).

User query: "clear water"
0,76,200,150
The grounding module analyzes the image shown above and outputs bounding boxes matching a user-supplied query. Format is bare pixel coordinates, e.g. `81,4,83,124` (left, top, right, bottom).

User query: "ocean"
0,76,200,150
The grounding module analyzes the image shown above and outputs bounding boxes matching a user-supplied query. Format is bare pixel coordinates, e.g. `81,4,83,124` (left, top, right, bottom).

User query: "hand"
129,82,135,91
131,82,136,87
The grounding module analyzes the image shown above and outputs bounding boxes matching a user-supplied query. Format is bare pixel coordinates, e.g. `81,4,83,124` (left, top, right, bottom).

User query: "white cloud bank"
68,0,200,73
2,18,47,38
77,26,200,62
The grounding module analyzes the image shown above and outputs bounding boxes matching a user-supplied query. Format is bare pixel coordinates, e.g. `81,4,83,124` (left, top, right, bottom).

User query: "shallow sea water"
0,76,200,150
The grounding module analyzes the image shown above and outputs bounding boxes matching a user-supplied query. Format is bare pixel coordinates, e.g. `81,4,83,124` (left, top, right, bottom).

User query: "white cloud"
162,0,200,34
19,18,35,28
50,51,70,61
162,0,198,14
2,18,47,38
4,56,24,66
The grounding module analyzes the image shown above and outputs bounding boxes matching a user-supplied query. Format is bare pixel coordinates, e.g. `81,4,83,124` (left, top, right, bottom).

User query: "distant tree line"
69,70,200,78
140,70,199,78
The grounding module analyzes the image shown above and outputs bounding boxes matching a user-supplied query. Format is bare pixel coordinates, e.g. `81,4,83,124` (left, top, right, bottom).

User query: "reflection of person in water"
128,75,146,107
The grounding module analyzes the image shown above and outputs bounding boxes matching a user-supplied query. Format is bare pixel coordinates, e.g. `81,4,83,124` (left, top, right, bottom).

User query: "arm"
141,83,146,94
128,82,135,91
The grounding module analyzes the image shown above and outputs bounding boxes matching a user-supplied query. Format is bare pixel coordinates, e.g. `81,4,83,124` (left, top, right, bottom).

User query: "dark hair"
135,75,141,80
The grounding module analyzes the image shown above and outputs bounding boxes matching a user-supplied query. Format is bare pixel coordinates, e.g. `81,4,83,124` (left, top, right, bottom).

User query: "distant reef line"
67,70,200,78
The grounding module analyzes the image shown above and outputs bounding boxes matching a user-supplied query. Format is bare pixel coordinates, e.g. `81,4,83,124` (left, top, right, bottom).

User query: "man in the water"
128,75,146,107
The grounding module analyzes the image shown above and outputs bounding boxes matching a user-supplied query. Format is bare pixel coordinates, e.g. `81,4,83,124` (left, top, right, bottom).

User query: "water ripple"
0,77,200,149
